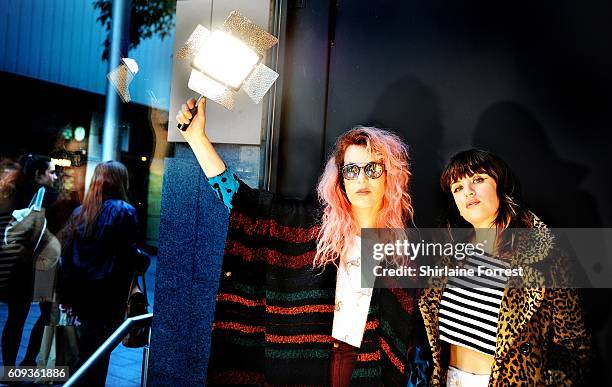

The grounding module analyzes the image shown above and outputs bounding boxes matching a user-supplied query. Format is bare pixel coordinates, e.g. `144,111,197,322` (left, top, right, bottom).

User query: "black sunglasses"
340,162,385,180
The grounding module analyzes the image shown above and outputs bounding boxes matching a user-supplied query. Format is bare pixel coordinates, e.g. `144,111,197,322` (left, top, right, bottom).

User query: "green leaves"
93,0,175,61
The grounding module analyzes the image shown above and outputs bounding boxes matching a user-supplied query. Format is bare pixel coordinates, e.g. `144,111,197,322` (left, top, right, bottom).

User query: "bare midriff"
449,344,494,375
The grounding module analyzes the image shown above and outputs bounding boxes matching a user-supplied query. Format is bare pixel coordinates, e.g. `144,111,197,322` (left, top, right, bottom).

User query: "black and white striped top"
438,252,509,356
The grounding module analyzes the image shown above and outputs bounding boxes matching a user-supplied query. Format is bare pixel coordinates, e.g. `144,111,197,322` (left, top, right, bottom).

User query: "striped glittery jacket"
206,178,420,386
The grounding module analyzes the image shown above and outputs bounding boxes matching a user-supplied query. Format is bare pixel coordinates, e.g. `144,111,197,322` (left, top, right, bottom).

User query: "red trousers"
330,340,358,387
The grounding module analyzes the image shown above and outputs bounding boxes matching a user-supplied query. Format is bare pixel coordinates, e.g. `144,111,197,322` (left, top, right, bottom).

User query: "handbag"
37,305,81,381
0,187,47,297
32,230,61,302
122,272,150,348
3,186,47,248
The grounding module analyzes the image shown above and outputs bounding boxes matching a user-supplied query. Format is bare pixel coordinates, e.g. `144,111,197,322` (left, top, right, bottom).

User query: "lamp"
177,11,279,130
107,58,139,103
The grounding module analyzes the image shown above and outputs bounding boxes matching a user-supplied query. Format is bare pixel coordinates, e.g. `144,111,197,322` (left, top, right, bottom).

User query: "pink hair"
314,126,413,267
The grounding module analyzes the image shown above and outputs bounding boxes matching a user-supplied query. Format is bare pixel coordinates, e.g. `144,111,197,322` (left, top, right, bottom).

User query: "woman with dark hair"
59,161,148,386
19,154,58,205
419,149,591,385
0,154,58,367
177,98,420,386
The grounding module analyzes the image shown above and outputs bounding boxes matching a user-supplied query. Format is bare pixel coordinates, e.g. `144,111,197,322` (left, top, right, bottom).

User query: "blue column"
102,0,131,161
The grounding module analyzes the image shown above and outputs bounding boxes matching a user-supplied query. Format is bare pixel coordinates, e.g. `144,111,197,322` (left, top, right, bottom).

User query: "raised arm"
176,97,317,218
175,97,226,178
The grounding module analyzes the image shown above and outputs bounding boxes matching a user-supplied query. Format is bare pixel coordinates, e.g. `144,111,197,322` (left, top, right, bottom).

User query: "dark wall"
275,1,612,383
277,0,612,230
276,0,333,200
0,72,99,158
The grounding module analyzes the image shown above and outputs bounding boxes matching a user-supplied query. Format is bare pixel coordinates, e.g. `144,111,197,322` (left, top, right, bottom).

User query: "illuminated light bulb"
74,126,86,142
51,158,72,167
192,31,259,89
176,11,280,113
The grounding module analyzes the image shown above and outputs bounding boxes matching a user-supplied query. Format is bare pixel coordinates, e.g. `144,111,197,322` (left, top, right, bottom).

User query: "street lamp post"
102,0,131,162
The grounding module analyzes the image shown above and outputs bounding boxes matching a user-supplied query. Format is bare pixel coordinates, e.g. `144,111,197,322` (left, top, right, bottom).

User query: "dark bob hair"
440,148,532,229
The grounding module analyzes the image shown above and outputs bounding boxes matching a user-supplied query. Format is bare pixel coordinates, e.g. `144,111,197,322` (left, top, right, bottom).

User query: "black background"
276,1,612,383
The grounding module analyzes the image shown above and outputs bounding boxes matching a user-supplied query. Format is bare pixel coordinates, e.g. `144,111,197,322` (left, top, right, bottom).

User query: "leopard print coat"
419,217,592,386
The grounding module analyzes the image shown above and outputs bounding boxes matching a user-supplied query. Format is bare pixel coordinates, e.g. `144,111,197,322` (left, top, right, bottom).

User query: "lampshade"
107,57,139,103
177,11,279,110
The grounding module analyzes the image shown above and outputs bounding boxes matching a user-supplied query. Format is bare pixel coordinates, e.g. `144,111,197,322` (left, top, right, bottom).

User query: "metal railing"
63,313,153,387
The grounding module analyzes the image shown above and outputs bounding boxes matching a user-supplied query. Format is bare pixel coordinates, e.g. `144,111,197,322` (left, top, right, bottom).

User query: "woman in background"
59,161,148,386
0,154,58,367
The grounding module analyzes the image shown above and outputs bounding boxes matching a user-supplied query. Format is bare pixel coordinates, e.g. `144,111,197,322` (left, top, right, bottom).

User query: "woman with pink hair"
177,98,421,386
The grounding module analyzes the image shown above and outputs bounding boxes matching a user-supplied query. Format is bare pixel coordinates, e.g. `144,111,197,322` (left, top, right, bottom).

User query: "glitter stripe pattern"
206,180,418,385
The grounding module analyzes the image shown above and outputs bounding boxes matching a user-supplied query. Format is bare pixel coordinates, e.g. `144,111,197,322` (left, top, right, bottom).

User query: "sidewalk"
0,256,156,386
